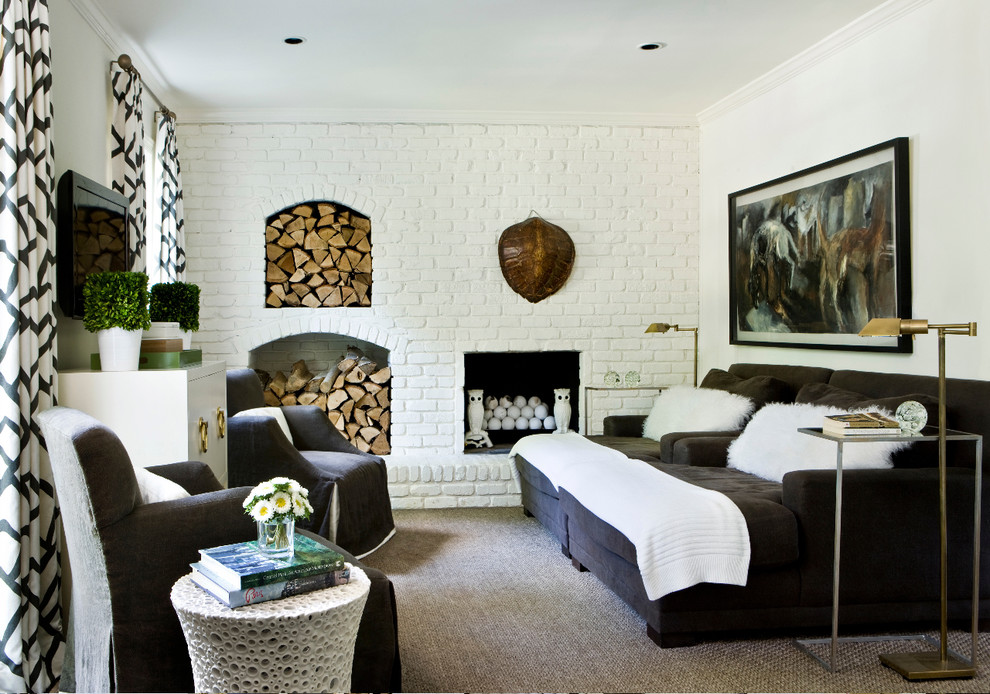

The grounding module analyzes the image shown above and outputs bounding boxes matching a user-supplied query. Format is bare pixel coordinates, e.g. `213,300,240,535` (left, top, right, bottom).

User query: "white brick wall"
178,120,699,504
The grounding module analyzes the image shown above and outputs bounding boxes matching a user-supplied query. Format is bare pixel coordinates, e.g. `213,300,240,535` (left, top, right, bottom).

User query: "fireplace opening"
250,333,391,454
463,351,580,450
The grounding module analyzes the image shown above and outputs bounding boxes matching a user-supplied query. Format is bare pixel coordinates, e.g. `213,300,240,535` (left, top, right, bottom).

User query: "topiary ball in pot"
150,281,200,348
82,271,151,371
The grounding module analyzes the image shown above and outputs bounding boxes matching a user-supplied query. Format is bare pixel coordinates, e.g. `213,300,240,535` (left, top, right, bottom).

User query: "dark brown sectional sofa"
513,363,990,647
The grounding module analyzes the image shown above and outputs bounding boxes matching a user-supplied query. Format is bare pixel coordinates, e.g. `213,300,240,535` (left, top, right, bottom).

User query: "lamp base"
879,651,975,680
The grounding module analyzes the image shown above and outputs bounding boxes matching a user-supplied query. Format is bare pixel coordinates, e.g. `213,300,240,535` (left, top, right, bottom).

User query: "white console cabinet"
58,361,228,486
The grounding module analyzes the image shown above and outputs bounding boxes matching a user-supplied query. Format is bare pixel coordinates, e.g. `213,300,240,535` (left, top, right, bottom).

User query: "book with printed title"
198,533,345,591
190,561,350,608
823,411,901,436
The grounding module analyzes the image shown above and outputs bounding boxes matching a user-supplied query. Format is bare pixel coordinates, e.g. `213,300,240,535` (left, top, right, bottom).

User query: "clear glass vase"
256,518,295,559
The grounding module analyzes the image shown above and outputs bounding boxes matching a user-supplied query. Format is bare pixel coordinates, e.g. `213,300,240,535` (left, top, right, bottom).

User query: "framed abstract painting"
728,137,911,352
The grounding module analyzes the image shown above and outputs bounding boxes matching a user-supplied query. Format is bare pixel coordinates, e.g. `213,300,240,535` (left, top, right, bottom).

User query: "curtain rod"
112,54,177,120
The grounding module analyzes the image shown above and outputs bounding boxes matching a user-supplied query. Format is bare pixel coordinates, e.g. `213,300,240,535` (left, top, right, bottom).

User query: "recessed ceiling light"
283,37,306,45
639,42,667,51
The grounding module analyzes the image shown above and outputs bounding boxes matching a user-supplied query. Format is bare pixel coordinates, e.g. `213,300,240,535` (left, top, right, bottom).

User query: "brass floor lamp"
859,317,979,679
645,322,699,386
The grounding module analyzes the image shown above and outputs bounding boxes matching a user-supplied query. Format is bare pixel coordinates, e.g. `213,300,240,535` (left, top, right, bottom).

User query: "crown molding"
697,0,935,124
66,0,172,107
178,107,698,127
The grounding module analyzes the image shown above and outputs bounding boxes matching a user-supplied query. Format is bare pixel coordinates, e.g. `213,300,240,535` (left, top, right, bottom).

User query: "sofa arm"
281,405,367,455
146,460,225,494
664,434,738,466
603,415,646,437
782,467,988,606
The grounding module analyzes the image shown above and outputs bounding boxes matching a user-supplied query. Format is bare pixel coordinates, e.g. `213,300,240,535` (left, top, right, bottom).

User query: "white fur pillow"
642,385,755,442
727,403,911,482
233,406,294,444
134,467,190,505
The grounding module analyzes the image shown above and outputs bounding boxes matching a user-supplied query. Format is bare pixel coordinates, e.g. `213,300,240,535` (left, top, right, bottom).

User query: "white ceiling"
83,0,892,122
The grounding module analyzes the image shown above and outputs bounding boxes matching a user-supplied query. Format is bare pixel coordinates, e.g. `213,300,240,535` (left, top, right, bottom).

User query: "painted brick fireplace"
178,121,701,507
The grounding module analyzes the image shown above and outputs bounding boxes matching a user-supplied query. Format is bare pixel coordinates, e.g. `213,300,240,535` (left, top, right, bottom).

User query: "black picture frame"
728,137,911,352
56,170,131,318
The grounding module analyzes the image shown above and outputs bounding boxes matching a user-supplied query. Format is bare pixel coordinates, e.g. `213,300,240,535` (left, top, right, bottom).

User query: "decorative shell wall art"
497,216,575,303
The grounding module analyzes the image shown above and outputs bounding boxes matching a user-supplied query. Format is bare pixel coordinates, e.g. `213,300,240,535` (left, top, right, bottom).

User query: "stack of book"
822,411,901,436
191,533,350,608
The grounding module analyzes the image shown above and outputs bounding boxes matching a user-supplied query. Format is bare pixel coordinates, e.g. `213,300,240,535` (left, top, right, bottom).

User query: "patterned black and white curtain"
0,0,64,691
156,112,185,281
110,62,147,272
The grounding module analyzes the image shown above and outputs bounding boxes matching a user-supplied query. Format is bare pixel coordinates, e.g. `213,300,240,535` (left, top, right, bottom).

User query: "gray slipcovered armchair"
226,368,396,557
39,406,400,693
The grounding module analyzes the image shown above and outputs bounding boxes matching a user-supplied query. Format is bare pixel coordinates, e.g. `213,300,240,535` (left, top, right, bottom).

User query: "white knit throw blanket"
511,433,751,600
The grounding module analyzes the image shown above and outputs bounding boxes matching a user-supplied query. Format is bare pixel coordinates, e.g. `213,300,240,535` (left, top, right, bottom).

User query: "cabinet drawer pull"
198,418,209,453
216,407,226,438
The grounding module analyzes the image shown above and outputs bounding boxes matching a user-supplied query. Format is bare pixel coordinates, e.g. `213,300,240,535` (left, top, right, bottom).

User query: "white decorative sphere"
507,405,521,419
499,396,512,408
513,395,527,408
484,408,494,420
487,417,502,430
534,404,549,419
521,405,535,419
543,416,556,430
528,396,542,408
493,406,507,419
529,417,543,429
485,396,498,410
515,417,529,430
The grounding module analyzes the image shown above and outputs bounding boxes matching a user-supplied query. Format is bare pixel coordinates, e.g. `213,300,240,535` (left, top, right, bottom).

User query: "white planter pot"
97,327,143,371
182,330,192,350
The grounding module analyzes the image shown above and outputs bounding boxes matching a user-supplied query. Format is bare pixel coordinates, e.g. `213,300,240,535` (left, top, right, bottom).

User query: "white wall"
49,0,164,369
178,122,701,453
699,0,989,381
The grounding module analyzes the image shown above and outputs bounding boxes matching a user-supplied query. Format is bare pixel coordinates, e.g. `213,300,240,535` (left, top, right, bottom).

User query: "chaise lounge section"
514,364,990,647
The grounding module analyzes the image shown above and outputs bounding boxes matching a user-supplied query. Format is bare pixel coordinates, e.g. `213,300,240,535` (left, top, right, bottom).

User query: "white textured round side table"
170,563,370,693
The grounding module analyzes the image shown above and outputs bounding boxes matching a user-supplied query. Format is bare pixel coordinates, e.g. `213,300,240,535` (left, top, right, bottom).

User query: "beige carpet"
361,506,990,693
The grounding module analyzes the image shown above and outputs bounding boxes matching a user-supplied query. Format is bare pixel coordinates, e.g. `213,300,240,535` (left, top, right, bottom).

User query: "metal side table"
583,386,663,434
794,426,982,675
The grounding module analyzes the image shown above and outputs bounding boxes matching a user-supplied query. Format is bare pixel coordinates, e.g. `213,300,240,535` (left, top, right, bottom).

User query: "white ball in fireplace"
507,405,521,419
487,418,502,430
528,417,542,429
521,405,535,419
528,396,542,408
543,416,556,430
514,417,529,430
484,408,494,421
513,395,527,408
493,406,507,419
534,404,549,420
499,396,512,408
485,396,498,410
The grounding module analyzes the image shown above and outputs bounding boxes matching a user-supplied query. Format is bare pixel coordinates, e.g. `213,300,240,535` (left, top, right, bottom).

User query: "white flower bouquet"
244,477,313,557
243,476,313,524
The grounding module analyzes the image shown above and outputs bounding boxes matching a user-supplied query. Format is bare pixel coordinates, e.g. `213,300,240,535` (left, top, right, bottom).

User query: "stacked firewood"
264,202,372,308
256,348,391,455
74,209,127,276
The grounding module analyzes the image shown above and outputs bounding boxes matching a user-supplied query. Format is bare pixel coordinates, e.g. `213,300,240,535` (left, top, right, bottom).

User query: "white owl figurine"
552,388,571,434
464,389,493,448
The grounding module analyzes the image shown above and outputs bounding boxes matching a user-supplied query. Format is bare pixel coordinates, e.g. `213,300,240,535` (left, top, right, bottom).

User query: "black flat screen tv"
56,170,130,317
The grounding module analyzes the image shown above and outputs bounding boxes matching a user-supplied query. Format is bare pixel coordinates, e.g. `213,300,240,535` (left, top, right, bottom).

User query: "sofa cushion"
642,385,754,442
796,382,938,422
727,403,913,483
233,406,294,444
584,435,662,464
700,368,797,409
654,463,799,568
